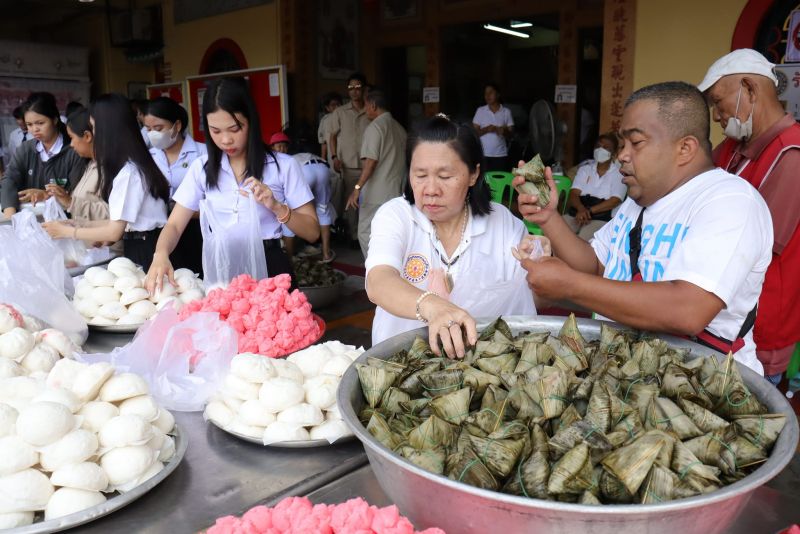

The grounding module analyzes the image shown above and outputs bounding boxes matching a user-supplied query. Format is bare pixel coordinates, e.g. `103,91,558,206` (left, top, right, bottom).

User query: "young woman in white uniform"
43,93,169,270
144,97,207,275
145,77,319,292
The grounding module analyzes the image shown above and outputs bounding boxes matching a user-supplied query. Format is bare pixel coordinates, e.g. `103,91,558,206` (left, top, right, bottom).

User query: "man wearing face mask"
700,49,800,386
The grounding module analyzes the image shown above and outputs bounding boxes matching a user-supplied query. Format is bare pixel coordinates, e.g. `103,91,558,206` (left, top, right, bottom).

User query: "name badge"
403,253,429,284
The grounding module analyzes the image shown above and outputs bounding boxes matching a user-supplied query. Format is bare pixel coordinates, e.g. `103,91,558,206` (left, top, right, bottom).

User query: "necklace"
432,204,469,293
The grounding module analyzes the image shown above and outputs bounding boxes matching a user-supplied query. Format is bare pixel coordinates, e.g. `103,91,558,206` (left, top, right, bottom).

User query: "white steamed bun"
287,345,335,378
21,343,60,374
148,283,176,304
99,373,149,402
0,511,34,528
310,419,352,443
118,395,159,422
32,388,82,413
107,257,137,276
179,288,205,304
90,286,120,306
0,404,17,437
258,377,305,414
0,304,22,335
303,374,338,410
38,329,79,358
204,400,234,428
117,314,145,326
88,316,115,326
75,298,100,319
97,302,127,321
98,414,152,448
271,359,304,383
89,269,116,288
127,300,157,320
44,487,106,520
120,288,149,306
113,275,142,293
21,315,44,332
74,279,94,299
16,402,75,447
71,362,114,402
46,359,88,390
0,327,35,360
100,445,157,486
50,462,108,492
78,401,119,433
231,353,276,383
321,354,354,377
277,403,324,427
225,418,264,439
237,400,277,427
39,429,98,471
262,421,309,444
223,373,260,401
0,359,24,379
0,436,38,476
152,408,175,434
0,469,54,512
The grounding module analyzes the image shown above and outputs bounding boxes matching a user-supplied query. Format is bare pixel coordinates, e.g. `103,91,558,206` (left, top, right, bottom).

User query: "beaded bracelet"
415,291,436,323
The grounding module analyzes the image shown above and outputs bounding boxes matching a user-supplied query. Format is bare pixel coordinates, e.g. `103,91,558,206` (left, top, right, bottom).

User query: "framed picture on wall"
127,81,149,101
318,0,358,80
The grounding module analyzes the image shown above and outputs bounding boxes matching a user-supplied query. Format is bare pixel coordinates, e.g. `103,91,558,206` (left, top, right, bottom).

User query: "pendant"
445,272,454,293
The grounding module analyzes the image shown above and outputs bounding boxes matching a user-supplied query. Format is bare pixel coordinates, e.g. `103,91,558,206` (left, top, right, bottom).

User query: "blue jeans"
765,373,782,386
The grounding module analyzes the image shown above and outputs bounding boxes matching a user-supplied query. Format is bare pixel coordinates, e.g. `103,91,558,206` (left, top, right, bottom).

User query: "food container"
337,316,800,534
298,270,347,310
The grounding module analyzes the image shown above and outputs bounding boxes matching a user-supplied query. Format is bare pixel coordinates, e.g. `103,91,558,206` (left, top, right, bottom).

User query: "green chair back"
484,171,515,209
522,174,573,234
786,343,800,379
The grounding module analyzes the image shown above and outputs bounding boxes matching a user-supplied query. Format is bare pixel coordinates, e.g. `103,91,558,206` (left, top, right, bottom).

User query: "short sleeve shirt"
150,135,207,197
108,161,168,232
571,161,627,200
472,104,514,157
359,112,407,204
590,168,773,374
173,152,314,240
328,102,370,169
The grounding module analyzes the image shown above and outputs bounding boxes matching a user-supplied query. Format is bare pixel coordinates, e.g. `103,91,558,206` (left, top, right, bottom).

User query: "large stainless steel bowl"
337,316,800,534
299,270,347,310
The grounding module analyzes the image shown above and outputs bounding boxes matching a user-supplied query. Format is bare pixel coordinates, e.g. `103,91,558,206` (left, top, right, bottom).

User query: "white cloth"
150,135,207,197
35,136,63,163
472,104,514,157
572,161,627,200
108,161,168,231
173,152,314,240
5,128,26,166
590,168,773,374
366,198,535,345
292,153,335,225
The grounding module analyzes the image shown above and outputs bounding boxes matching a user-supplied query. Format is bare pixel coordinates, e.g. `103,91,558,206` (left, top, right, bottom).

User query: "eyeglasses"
347,84,362,90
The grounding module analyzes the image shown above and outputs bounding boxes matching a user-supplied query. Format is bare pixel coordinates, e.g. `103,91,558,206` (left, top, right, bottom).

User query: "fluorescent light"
483,24,529,38
510,21,533,28
78,0,95,3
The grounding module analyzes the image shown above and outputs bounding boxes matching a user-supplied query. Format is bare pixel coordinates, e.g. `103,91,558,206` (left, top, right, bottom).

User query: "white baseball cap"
698,49,778,92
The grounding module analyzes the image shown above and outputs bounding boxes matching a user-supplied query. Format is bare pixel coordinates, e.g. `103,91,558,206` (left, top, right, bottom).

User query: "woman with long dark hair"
144,96,207,275
144,77,319,292
43,93,169,270
1,92,86,218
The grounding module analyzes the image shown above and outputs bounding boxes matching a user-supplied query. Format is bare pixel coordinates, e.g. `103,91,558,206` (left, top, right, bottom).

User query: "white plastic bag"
43,197,87,267
449,261,536,319
200,192,268,289
75,306,237,411
1,211,87,343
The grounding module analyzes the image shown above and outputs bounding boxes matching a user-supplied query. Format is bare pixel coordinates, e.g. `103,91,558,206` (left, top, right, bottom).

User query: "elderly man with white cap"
699,48,800,386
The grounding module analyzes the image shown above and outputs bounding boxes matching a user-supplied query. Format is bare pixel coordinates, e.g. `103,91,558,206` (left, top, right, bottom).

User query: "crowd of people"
0,48,796,385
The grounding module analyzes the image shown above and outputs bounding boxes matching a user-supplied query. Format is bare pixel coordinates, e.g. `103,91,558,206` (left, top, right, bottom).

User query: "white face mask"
147,124,179,150
593,147,612,163
723,85,754,141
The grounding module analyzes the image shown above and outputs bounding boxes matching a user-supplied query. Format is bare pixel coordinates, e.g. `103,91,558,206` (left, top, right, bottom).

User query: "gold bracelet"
276,204,292,224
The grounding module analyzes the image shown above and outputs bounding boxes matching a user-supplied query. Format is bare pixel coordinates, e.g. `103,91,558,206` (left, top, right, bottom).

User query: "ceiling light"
483,24,530,38
79,0,96,3
510,21,533,28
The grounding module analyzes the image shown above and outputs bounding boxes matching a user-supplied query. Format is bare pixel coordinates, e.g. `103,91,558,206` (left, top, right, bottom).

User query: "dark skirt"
123,229,161,271
264,239,297,290
170,218,204,277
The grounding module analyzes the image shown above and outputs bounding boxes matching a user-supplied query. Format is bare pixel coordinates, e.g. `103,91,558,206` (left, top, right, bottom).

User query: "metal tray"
208,418,355,448
12,423,188,534
87,323,142,334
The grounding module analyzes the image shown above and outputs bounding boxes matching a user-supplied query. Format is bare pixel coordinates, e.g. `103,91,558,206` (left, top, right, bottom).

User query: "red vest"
715,126,800,365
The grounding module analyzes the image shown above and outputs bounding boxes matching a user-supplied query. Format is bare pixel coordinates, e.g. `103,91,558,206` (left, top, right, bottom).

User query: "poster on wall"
318,0,358,79
785,11,800,62
147,82,186,104
186,66,288,143
774,63,800,120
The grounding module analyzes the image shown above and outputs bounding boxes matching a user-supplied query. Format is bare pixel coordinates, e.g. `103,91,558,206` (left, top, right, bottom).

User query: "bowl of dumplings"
73,258,206,333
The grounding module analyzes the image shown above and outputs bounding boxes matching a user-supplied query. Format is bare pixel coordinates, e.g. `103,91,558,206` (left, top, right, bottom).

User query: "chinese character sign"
600,0,636,134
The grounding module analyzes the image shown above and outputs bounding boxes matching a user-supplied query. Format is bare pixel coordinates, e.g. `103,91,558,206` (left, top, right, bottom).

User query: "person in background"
65,101,83,118
271,132,337,263
1,92,86,218
4,106,28,169
328,72,370,249
144,78,319,292
318,92,342,163
563,132,626,241
472,83,514,173
700,48,800,385
144,96,207,276
131,99,151,148
345,89,407,259
42,93,170,270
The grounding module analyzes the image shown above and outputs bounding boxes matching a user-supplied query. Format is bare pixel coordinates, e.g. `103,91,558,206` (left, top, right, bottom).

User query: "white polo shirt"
150,135,207,196
108,161,168,232
472,104,514,157
572,161,627,200
366,197,534,344
173,152,314,240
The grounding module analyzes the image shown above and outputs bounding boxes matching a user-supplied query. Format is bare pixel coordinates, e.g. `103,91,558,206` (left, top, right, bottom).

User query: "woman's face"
207,110,249,158
410,141,478,224
24,111,58,143
143,114,178,134
272,142,289,154
66,126,93,158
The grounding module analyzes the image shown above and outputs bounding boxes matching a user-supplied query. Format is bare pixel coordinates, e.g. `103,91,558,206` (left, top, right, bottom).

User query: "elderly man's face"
706,76,752,130
617,100,681,207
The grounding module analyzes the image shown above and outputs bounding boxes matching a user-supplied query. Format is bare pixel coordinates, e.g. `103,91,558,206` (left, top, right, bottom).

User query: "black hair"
145,97,189,134
625,81,712,155
90,93,170,203
202,77,274,189
404,115,492,216
322,91,342,108
66,108,92,137
22,92,67,137
12,106,23,120
597,131,620,154
484,82,500,93
65,101,84,117
346,72,367,86
131,99,148,114
365,88,388,111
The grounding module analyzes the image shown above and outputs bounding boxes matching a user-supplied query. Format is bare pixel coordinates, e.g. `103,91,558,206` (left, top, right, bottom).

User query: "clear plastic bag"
1,211,87,343
200,192,268,289
75,306,238,411
42,197,88,268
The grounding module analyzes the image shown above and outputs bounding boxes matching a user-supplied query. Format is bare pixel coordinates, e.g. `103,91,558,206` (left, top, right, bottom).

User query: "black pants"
484,156,510,173
264,239,297,290
123,229,161,271
170,218,204,277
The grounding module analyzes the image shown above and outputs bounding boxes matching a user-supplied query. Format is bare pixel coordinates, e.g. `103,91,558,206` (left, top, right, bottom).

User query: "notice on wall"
775,63,800,120
554,85,577,103
786,11,800,62
422,87,440,103
269,73,280,97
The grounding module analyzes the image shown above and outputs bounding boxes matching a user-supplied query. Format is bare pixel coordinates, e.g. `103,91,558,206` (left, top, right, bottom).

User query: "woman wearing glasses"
144,77,319,292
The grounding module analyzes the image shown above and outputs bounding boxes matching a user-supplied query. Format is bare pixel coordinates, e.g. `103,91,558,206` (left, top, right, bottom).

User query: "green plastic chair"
785,343,800,379
522,174,573,234
484,171,515,209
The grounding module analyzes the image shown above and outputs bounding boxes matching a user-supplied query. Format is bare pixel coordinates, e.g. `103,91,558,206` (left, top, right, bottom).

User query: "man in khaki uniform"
345,89,407,258
329,73,370,246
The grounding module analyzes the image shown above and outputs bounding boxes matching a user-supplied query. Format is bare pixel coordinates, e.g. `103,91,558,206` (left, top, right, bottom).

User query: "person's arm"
320,141,328,161
346,158,378,210
587,197,622,218
42,219,127,243
146,203,194,292
282,201,320,242
567,189,585,212
328,111,342,172
1,149,25,217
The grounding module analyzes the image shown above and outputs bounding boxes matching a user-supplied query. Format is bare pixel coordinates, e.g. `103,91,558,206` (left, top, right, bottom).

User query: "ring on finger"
446,320,456,328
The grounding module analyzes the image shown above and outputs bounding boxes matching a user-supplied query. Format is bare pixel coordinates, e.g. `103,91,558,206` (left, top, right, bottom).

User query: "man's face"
617,100,680,207
347,79,364,101
706,76,751,130
325,100,340,114
365,101,379,120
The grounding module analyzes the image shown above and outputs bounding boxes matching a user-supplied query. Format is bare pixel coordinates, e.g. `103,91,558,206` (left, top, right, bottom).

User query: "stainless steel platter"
12,423,188,534
337,315,800,534
208,417,355,449
87,323,142,334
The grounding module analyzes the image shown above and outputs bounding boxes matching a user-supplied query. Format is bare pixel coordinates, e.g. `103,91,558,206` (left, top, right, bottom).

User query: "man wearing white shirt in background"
472,83,514,172
4,106,28,169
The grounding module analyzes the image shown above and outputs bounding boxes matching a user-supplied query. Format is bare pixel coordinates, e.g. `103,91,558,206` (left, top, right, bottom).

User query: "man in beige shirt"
345,89,407,258
328,73,370,246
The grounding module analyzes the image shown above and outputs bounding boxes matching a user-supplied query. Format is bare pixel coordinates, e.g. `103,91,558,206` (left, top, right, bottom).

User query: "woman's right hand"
419,295,479,359
144,252,176,295
45,184,71,208
513,161,559,226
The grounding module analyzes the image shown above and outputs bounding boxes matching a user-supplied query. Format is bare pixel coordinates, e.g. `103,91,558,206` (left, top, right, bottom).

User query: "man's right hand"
333,158,342,173
513,162,559,226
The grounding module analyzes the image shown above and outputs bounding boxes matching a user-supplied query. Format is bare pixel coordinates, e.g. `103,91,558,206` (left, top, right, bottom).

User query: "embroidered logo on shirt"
403,253,429,283
182,162,188,168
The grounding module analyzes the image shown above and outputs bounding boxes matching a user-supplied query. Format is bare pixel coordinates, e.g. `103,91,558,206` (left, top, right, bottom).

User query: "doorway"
380,45,426,131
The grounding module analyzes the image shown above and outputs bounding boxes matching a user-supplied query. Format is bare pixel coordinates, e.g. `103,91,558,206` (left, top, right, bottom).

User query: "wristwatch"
354,184,362,190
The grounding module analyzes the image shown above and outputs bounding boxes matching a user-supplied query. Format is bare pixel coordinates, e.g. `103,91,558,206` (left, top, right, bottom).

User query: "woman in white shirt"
144,97,207,275
367,115,540,358
144,77,319,292
564,132,627,241
472,83,514,173
43,93,169,270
